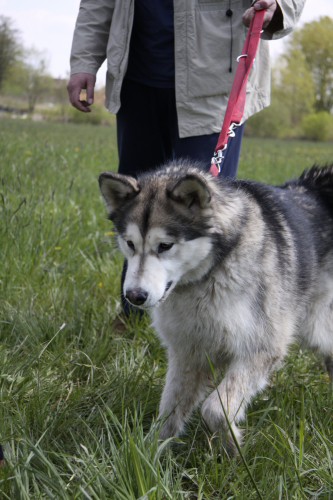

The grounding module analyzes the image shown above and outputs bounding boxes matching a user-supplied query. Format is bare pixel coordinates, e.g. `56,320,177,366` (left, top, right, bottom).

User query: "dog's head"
99,165,224,309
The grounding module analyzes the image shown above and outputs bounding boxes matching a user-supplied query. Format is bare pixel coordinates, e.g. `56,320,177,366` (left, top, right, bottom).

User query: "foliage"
0,119,333,498
66,103,114,126
291,16,333,113
9,48,53,113
276,48,316,127
22,48,53,113
301,111,333,142
0,16,22,91
245,98,291,139
38,102,115,126
0,17,53,113
247,16,333,139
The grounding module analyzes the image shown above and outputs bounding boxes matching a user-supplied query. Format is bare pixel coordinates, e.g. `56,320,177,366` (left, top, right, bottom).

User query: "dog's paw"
158,416,184,440
159,422,177,440
207,426,243,458
201,400,243,455
224,427,243,456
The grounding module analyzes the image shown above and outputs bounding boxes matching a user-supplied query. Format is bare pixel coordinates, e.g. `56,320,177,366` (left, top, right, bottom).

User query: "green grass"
0,118,333,499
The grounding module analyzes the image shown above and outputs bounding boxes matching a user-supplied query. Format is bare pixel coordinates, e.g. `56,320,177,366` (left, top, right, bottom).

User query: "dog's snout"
125,288,148,306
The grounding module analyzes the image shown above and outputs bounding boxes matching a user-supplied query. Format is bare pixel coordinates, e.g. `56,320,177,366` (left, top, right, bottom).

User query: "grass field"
0,118,333,499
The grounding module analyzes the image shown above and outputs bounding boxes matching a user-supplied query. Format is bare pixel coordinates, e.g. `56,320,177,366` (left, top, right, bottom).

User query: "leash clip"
210,123,241,176
228,122,242,138
210,147,226,175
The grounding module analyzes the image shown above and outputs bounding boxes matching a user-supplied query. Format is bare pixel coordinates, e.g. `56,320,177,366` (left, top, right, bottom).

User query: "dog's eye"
126,240,135,251
158,242,174,254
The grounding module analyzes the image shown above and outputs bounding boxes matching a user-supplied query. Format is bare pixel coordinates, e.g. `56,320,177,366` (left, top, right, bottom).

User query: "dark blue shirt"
125,0,175,88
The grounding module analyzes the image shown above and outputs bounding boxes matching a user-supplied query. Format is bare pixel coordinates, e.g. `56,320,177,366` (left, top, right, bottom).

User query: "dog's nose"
125,288,148,306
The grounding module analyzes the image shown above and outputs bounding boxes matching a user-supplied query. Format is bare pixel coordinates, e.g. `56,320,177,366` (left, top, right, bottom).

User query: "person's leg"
172,124,244,179
116,80,173,177
173,132,219,170
218,124,245,178
163,83,244,178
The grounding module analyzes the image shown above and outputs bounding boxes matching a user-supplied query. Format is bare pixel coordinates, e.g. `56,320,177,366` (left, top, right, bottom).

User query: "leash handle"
210,9,265,176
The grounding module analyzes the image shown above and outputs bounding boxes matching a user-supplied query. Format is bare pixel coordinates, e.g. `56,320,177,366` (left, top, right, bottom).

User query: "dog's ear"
168,175,211,209
99,172,140,213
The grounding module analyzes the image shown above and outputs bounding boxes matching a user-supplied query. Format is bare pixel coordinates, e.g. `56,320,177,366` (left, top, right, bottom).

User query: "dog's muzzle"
125,288,148,307
125,281,173,308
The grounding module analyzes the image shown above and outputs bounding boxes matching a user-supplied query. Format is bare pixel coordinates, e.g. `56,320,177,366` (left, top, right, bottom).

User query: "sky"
1,0,332,88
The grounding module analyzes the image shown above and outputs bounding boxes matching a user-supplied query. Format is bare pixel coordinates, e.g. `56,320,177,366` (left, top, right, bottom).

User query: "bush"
66,103,114,126
24,102,115,126
245,100,292,139
39,103,114,126
301,111,333,141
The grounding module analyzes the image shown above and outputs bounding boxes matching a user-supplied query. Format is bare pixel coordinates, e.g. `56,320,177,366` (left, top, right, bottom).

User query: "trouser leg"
116,80,173,177
117,80,244,178
219,124,245,178
172,122,244,178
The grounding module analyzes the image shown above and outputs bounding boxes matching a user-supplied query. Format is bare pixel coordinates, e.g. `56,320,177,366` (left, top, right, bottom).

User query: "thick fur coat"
99,162,333,451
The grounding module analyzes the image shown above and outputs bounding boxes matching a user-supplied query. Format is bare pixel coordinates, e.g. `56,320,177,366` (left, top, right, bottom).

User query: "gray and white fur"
99,161,333,452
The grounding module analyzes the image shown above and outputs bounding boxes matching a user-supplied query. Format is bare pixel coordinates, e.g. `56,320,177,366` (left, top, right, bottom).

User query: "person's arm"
243,0,306,40
67,0,115,112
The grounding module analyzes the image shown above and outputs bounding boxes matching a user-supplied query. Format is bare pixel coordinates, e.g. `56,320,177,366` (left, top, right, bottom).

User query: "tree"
301,111,333,141
24,49,52,112
246,56,315,139
291,16,333,112
4,48,53,113
0,16,21,91
254,16,333,138
277,48,315,127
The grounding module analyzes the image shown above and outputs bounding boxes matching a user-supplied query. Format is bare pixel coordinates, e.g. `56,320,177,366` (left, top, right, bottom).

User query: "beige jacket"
70,0,305,138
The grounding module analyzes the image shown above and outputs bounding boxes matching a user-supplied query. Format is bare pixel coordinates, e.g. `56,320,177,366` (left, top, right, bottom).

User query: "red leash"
210,9,265,176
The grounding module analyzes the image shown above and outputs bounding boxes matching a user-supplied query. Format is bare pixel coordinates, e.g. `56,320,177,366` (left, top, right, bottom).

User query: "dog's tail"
299,164,333,190
283,165,333,212
300,165,333,211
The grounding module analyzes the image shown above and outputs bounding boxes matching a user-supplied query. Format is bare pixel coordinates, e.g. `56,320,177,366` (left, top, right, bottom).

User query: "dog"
99,161,333,452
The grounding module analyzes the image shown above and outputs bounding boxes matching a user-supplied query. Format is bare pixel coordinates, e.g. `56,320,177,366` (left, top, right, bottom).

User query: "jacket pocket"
186,0,246,98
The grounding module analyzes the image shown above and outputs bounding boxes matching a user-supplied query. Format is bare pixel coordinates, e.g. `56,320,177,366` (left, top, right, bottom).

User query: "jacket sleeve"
261,0,306,40
70,0,115,75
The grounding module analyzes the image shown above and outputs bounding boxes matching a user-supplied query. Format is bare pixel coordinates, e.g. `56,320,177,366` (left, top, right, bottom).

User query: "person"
67,0,305,180
67,0,305,317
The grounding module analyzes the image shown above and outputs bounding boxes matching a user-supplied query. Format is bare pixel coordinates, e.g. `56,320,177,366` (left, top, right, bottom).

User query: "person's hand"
67,72,96,113
242,0,277,29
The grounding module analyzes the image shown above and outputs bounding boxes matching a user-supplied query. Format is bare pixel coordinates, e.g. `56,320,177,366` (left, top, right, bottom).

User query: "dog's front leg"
201,355,278,454
159,351,208,440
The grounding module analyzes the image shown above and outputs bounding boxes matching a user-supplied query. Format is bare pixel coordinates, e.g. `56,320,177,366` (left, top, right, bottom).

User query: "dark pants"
116,79,244,315
117,79,244,179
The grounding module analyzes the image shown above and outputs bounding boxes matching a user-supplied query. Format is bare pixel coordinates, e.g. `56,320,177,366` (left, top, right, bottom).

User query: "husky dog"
99,161,333,451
